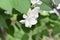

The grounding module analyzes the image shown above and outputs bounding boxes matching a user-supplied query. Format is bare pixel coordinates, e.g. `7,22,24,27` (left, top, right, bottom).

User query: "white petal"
57,4,60,9
27,7,40,19
32,7,40,15
30,18,37,25
49,9,60,16
33,7,40,11
28,24,32,28
31,0,37,5
25,20,32,28
31,7,39,14
28,11,38,19
25,20,30,27
25,17,37,27
19,20,25,24
31,0,42,5
30,7,40,18
23,14,27,18
53,9,60,16
37,1,42,5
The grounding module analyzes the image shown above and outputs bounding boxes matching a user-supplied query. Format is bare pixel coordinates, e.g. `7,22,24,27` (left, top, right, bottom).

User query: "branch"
50,0,60,14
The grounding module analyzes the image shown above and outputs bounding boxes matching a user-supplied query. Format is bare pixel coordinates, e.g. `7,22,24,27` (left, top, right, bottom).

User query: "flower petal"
57,4,60,9
31,0,37,5
37,1,42,5
31,0,42,5
53,9,60,16
19,20,25,24
25,20,30,27
49,9,60,16
30,18,37,25
23,14,27,18
27,7,40,19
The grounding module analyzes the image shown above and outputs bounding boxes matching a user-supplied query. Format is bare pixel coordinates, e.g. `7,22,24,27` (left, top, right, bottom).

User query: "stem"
1,27,7,40
50,0,60,14
28,30,32,40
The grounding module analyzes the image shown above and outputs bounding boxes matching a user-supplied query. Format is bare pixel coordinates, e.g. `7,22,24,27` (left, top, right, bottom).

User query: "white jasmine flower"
49,9,60,16
19,7,40,28
28,7,40,19
31,0,42,5
20,15,37,28
57,4,60,9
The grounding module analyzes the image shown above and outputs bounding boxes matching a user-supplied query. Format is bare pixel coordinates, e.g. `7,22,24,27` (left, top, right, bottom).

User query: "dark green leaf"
52,25,60,36
22,34,29,40
40,0,52,11
0,15,7,28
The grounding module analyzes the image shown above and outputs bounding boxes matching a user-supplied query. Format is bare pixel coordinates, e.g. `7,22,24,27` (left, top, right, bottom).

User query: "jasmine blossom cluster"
19,0,42,28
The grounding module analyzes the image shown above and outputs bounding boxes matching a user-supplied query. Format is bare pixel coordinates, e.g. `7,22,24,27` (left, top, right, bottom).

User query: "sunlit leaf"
12,0,31,14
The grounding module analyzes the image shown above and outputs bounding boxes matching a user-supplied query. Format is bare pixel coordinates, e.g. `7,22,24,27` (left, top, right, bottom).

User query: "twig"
1,27,7,40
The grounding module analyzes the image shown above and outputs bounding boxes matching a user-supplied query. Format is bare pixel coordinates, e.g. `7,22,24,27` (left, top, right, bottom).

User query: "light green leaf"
22,34,29,40
0,15,7,28
40,11,49,16
13,0,31,14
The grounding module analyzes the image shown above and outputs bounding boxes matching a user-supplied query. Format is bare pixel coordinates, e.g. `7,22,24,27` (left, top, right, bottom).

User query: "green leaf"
22,34,29,40
40,30,49,36
13,0,30,14
6,23,25,40
0,14,7,28
40,0,52,11
49,14,58,20
6,34,14,40
0,0,13,15
52,25,60,36
6,25,14,36
32,33,41,40
14,23,25,40
40,17,50,23
54,0,60,5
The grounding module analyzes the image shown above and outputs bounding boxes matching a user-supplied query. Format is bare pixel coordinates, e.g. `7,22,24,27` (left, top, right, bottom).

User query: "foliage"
0,0,60,40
